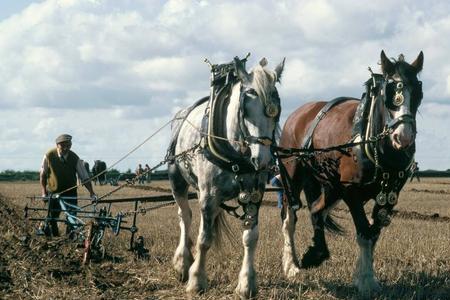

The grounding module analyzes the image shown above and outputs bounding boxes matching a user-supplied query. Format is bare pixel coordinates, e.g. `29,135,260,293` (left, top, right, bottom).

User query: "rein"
271,128,391,159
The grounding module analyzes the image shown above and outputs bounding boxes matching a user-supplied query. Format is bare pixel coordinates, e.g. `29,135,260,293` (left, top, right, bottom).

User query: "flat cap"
55,134,72,144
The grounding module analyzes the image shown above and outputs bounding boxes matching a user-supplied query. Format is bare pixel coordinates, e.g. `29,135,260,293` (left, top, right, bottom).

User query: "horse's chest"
340,152,364,184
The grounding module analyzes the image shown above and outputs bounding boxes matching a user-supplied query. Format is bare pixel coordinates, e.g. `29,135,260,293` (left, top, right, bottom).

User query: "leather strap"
301,97,358,149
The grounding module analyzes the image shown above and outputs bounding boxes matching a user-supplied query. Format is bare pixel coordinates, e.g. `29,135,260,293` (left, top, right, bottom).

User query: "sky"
0,0,449,172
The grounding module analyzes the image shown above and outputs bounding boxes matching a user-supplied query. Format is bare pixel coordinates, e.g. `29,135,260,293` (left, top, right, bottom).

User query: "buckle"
232,164,240,173
258,137,273,146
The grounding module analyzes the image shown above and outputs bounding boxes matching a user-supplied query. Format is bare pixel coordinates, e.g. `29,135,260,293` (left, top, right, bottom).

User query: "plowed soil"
1,178,449,299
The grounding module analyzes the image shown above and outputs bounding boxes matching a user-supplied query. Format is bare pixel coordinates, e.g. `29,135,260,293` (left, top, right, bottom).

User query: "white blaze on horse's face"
235,57,285,171
389,77,415,150
242,87,275,170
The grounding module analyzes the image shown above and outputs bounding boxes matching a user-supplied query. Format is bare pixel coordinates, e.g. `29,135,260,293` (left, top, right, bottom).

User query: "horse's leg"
301,180,332,268
235,223,259,299
344,192,381,295
186,192,218,295
281,165,303,278
168,163,193,282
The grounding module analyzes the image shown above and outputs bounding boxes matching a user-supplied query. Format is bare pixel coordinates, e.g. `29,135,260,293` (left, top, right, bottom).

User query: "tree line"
0,169,170,181
0,169,122,182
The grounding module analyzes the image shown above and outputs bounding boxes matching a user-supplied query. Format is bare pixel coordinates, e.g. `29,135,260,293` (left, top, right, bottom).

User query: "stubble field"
0,178,449,299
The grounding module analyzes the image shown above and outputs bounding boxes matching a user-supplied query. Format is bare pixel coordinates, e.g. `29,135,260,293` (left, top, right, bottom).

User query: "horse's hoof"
283,260,301,278
235,269,257,299
178,271,189,283
285,265,301,278
173,262,190,282
300,246,330,268
235,284,257,300
173,249,193,282
186,282,207,296
186,272,208,296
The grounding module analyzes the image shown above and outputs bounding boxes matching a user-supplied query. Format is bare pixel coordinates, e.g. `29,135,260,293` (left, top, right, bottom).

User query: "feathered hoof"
235,283,257,300
300,246,330,268
186,272,208,297
235,269,257,300
177,270,189,283
284,264,301,279
173,249,193,282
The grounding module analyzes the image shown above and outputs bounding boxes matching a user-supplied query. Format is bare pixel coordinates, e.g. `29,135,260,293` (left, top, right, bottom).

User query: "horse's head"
233,57,285,171
380,50,424,150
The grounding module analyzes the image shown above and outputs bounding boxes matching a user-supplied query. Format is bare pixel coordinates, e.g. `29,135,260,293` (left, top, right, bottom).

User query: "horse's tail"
324,213,345,235
213,210,237,250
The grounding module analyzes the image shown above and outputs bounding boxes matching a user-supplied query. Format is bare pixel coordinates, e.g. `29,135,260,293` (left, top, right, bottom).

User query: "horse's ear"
275,58,285,82
234,56,251,84
411,51,424,73
380,50,395,76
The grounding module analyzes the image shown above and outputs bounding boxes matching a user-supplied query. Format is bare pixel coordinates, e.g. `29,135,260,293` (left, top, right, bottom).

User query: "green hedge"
0,169,123,182
0,170,40,181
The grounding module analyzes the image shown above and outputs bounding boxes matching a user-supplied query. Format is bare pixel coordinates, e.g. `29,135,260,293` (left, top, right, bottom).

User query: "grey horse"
168,56,285,299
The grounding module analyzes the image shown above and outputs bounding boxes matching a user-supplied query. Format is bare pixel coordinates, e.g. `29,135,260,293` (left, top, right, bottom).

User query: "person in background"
136,164,145,184
39,134,96,236
270,173,284,208
144,164,151,183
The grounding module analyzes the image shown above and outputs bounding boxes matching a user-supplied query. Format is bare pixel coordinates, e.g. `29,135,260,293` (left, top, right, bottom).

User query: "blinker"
265,102,279,118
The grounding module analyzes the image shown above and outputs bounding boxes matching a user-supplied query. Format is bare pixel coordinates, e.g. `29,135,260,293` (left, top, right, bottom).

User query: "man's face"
57,141,72,155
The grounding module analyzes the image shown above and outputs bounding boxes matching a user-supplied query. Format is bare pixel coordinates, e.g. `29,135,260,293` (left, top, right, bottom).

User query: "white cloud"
0,0,449,171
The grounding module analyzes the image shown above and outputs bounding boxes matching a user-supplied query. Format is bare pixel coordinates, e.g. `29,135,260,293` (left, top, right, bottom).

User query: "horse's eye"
396,82,403,90
245,89,257,96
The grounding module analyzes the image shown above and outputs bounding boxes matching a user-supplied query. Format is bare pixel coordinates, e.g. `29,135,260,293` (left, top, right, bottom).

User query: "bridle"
381,76,422,134
238,85,280,151
203,76,281,174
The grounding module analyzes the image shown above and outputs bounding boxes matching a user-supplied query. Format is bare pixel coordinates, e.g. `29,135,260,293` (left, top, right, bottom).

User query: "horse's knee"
177,205,192,220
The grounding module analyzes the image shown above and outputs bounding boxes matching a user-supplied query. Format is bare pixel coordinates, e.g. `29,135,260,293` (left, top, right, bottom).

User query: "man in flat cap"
39,134,96,236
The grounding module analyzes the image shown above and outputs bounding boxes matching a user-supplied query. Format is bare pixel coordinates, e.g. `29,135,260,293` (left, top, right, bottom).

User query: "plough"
24,191,197,264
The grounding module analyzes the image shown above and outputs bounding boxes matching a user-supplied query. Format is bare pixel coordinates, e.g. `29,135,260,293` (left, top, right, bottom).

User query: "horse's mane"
251,65,278,106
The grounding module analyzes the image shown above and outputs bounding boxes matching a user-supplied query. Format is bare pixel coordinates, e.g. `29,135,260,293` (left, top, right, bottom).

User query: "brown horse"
278,50,424,295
